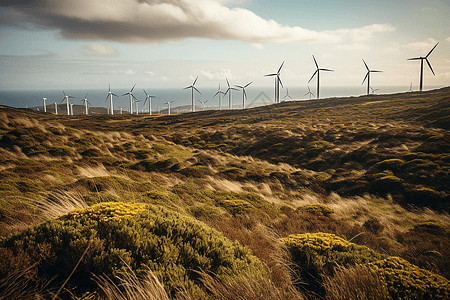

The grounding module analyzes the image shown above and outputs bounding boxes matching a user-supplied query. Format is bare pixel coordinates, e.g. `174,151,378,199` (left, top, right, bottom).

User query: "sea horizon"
0,85,443,113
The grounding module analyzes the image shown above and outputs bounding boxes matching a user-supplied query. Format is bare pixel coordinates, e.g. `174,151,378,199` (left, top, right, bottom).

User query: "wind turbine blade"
312,55,319,69
132,94,138,101
321,68,334,72
426,42,439,58
407,57,422,60
109,84,111,92
213,91,220,97
69,96,76,99
243,89,247,99
204,99,209,104
264,73,277,77
62,90,67,96
183,86,191,90
308,70,318,83
61,99,65,104
193,76,198,86
85,92,88,99
112,93,119,97
372,70,383,73
105,95,109,102
122,93,128,96
235,85,244,89
304,92,309,96
193,87,202,95
130,84,136,92
362,72,369,85
245,82,252,88
143,89,148,96
278,76,284,89
277,60,285,73
226,78,230,87
362,59,369,71
426,59,435,75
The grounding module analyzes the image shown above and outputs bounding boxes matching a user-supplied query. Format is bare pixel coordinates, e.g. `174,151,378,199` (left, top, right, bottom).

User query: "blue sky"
0,0,449,91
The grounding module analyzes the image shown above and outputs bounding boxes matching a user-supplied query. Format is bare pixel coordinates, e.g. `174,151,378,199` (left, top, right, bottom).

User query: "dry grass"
35,190,88,220
322,264,387,300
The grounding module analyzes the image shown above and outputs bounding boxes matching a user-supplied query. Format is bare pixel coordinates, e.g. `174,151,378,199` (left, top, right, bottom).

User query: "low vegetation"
0,87,449,299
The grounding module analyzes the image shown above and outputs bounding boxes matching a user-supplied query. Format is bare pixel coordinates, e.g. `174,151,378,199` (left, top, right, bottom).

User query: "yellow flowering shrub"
1,203,265,299
298,204,334,216
66,202,146,222
368,256,450,300
282,232,384,296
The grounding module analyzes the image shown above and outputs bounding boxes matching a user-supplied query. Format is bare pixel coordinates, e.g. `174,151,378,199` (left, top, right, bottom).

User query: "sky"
0,0,449,92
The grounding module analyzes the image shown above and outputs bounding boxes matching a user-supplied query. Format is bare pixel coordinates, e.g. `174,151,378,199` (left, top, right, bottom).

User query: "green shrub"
368,256,450,300
179,165,214,177
375,159,405,171
282,232,384,296
220,199,256,216
298,204,334,216
0,202,264,298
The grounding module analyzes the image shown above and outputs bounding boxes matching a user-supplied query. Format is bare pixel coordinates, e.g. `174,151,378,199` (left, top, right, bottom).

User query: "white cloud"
80,43,118,56
125,69,135,75
145,71,155,75
333,43,370,51
405,38,439,51
2,0,395,45
200,68,234,80
446,37,450,43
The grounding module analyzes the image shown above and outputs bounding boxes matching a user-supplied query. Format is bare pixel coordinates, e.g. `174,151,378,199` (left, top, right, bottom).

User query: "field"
1,87,450,299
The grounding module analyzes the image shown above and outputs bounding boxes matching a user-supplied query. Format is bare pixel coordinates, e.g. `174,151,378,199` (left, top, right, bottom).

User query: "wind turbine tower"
54,102,58,115
82,93,91,115
183,76,201,112
143,89,156,115
308,55,333,99
224,78,238,109
123,84,137,114
105,85,118,115
264,61,284,103
408,42,439,91
213,83,225,110
42,97,47,112
165,100,174,115
61,91,75,115
362,59,382,95
235,82,252,109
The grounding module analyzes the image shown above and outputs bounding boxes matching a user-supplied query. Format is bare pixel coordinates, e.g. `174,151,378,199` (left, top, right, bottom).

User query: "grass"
0,87,450,298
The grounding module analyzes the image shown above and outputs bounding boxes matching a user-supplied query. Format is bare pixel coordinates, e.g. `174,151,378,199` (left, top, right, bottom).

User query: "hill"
0,87,449,299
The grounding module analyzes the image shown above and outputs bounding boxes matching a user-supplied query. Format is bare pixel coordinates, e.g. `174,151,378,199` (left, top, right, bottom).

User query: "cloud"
81,43,118,56
252,43,264,50
405,38,439,51
109,69,135,75
200,68,234,80
446,37,450,43
1,0,395,44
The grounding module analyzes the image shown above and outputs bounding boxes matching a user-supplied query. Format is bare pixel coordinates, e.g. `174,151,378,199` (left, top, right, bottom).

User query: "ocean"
0,86,438,114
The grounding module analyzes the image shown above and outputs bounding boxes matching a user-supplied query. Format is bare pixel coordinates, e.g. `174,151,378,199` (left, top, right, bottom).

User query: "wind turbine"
70,103,74,115
224,78,238,110
118,106,125,114
304,86,315,100
362,59,383,95
408,82,413,92
134,98,142,115
183,76,201,112
61,91,75,115
165,100,174,115
81,93,91,115
122,84,137,114
197,99,209,111
235,82,252,109
105,85,118,115
42,97,47,112
54,102,58,115
264,61,284,103
408,42,438,92
143,89,156,115
370,87,379,94
213,83,225,110
308,55,333,99
283,88,293,101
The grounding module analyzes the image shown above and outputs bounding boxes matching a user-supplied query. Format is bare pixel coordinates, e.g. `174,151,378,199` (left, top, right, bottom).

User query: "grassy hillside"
0,87,449,299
